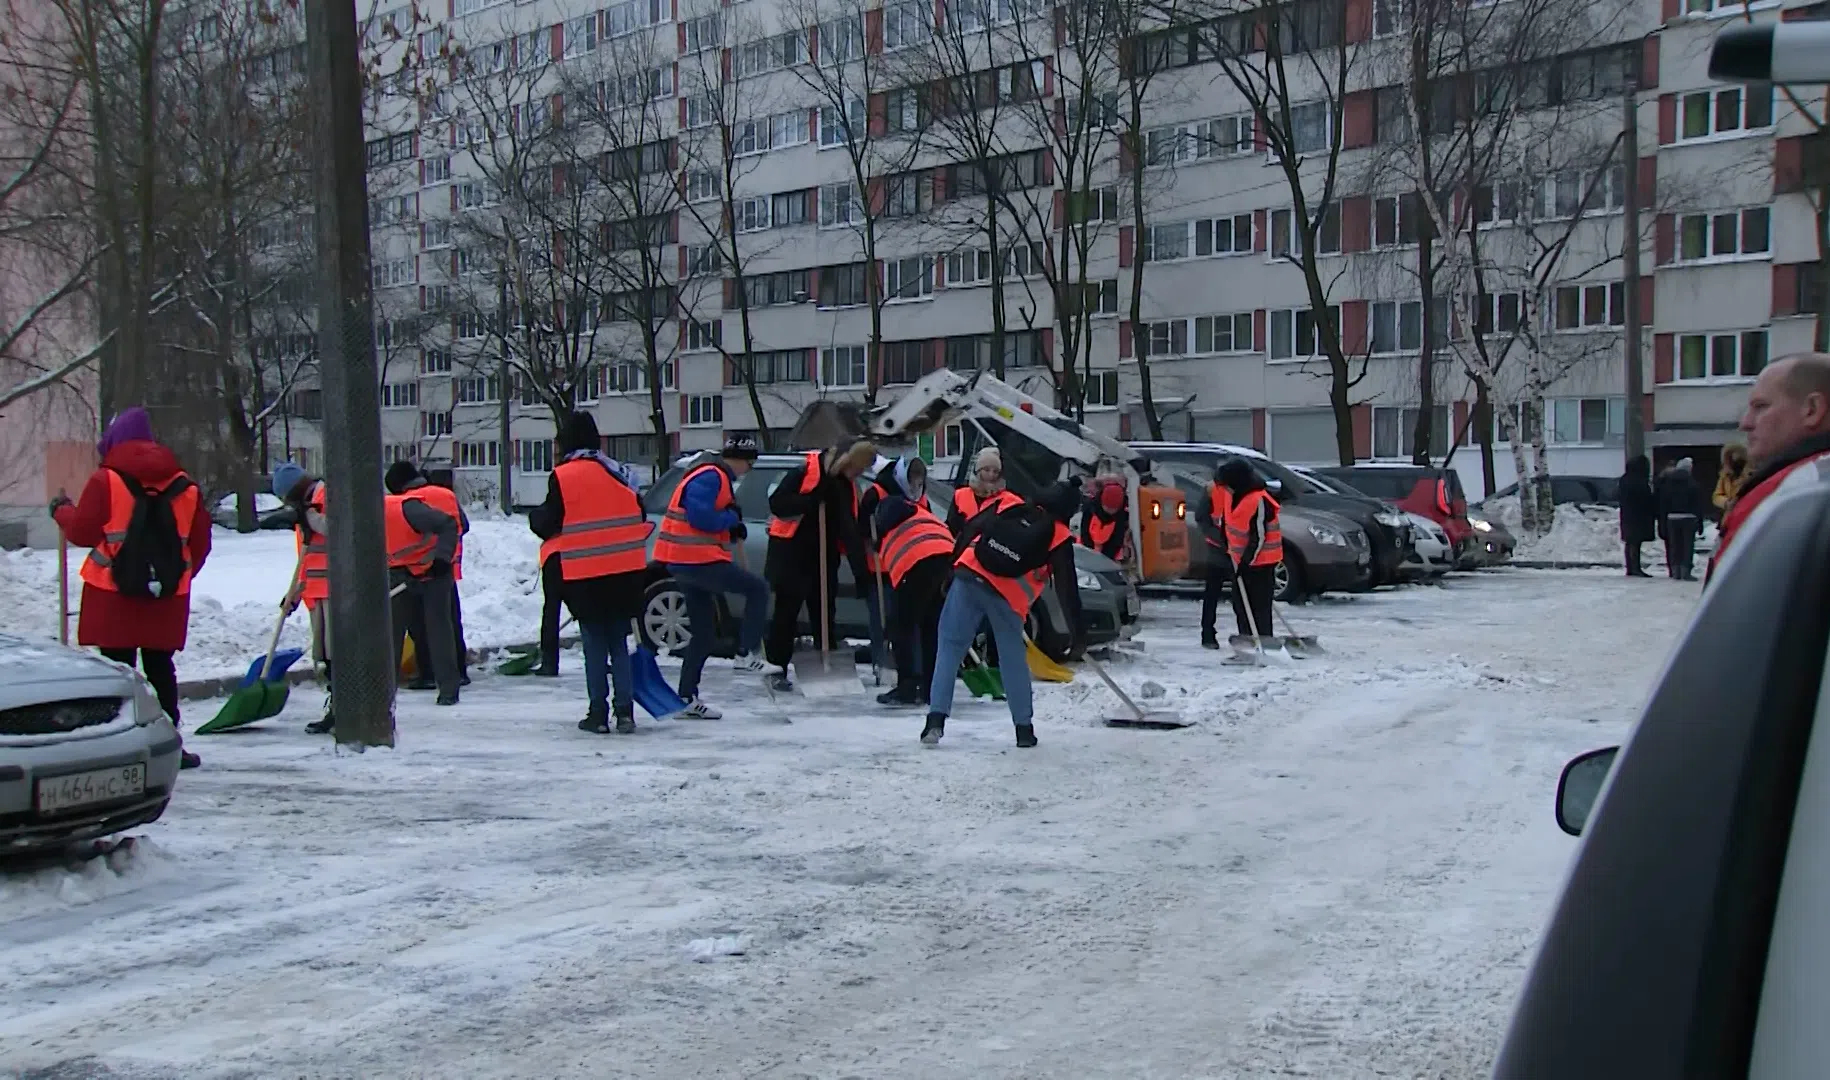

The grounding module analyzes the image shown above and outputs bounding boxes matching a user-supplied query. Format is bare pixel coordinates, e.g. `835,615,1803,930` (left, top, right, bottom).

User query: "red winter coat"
52,440,213,651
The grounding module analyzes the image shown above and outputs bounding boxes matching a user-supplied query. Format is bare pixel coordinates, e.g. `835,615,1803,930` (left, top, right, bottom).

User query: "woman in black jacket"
1618,455,1656,578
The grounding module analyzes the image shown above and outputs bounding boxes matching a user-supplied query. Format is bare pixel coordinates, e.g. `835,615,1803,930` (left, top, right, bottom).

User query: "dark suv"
1130,442,1418,588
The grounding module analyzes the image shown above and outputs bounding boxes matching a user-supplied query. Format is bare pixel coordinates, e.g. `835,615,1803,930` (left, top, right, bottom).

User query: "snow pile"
1482,496,1717,565
685,933,750,961
0,519,547,682
0,838,172,917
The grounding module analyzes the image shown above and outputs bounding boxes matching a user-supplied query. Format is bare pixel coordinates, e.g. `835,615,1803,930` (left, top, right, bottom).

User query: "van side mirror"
1556,747,1619,836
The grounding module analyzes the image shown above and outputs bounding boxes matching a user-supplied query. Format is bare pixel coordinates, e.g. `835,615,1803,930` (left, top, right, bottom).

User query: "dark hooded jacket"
1618,456,1657,545
52,412,213,651
1655,461,1706,540
1219,458,1278,567
527,412,648,621
764,446,870,587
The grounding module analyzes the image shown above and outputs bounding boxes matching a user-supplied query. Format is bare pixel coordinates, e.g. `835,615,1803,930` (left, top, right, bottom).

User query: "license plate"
35,764,146,815
1124,593,1141,617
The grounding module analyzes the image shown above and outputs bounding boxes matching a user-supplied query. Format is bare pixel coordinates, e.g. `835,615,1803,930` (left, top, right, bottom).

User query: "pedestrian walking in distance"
1195,460,1237,649
1655,457,1704,582
921,480,1084,749
51,407,211,770
382,463,463,706
1710,352,1830,581
1219,458,1282,640
274,462,338,733
387,462,471,686
761,439,876,694
1618,455,1656,578
654,433,771,720
871,456,953,706
529,413,652,734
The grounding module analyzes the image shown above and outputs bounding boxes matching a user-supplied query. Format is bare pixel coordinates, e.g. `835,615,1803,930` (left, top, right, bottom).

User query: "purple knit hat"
97,407,154,458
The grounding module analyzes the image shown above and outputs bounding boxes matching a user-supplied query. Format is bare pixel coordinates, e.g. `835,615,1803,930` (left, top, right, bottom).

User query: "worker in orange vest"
1079,476,1130,561
921,480,1084,749
761,439,876,693
1195,460,1237,649
1219,458,1282,641
871,456,955,707
383,467,463,705
387,462,472,687
946,447,1008,534
655,433,770,720
274,462,339,734
529,412,652,733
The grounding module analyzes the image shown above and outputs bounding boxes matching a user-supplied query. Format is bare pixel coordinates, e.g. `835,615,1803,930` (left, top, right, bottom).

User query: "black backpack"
971,502,1060,578
110,471,194,599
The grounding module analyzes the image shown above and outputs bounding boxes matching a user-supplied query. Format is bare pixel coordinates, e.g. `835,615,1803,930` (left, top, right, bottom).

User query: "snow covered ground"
1481,495,1718,566
0,568,1702,1079
0,517,545,683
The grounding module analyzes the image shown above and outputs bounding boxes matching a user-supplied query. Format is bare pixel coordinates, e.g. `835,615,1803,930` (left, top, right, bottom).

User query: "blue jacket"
681,465,740,533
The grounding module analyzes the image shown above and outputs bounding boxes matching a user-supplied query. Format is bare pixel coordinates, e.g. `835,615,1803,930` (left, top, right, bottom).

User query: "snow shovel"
960,645,1005,700
496,647,541,677
57,532,69,646
793,504,863,699
631,644,688,719
1227,592,1292,665
1274,605,1324,656
197,603,294,734
1088,655,1190,730
1024,636,1074,683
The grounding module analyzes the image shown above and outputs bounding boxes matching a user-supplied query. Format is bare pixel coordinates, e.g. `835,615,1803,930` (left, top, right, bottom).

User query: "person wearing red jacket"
50,407,211,770
1709,353,1830,582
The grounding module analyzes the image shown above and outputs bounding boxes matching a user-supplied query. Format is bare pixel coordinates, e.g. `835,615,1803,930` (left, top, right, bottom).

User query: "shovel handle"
57,533,69,646
817,502,832,674
261,549,305,680
1086,655,1147,723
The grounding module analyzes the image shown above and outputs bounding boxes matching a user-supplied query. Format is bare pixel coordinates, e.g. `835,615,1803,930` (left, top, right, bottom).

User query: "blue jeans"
927,571,1033,726
669,560,769,699
578,617,635,719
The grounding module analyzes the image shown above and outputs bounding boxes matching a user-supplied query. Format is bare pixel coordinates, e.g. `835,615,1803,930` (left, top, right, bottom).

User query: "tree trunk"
1124,128,1162,439
986,192,1006,378
1412,228,1435,464
1475,388,1497,497
1816,190,1830,351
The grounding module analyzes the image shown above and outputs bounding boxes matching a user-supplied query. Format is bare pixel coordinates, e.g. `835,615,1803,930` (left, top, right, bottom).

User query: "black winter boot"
578,707,610,734
877,685,922,707
1201,633,1220,650
920,712,945,746
614,713,636,734
1014,724,1038,748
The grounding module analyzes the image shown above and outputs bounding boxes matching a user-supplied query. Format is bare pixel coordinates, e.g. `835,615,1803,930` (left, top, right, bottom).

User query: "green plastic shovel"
197,604,293,734
960,645,1004,700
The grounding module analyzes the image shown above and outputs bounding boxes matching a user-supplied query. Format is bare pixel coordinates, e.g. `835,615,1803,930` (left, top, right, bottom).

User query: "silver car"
636,452,1141,661
0,636,182,856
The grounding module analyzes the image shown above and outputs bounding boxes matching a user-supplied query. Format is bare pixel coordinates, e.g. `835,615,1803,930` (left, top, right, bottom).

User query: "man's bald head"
1741,353,1830,467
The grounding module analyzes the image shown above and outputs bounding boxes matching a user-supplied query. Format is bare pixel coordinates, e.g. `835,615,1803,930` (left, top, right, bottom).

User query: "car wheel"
1274,553,1309,603
638,578,694,655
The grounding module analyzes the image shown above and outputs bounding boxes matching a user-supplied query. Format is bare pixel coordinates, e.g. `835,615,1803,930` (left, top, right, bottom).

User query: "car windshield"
645,461,792,521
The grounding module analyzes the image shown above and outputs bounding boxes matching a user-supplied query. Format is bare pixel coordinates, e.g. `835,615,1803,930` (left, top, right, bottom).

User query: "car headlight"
1307,524,1348,547
1373,511,1406,527
1075,569,1103,591
131,675,167,726
1469,516,1494,533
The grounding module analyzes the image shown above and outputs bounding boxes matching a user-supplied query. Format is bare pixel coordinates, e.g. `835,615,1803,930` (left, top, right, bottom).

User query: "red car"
1313,465,1477,561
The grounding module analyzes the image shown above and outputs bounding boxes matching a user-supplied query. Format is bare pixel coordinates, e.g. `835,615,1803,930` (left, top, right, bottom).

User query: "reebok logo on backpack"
972,503,1058,578
111,472,193,599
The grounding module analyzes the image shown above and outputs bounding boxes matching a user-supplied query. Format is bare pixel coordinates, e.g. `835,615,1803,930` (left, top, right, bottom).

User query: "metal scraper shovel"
1089,656,1190,730
1274,604,1324,655
1226,588,1297,665
794,504,866,700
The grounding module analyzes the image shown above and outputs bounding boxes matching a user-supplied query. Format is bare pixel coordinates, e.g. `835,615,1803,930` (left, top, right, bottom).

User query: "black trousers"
892,558,950,693
539,554,563,671
1663,515,1699,580
1199,551,1235,639
1625,542,1646,575
765,569,838,668
451,587,469,676
1231,564,1277,639
101,647,179,726
394,572,460,696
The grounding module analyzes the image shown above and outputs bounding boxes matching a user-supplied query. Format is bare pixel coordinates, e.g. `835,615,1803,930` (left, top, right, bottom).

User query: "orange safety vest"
537,458,651,580
384,492,438,576
654,462,735,566
1085,515,1119,552
1225,489,1283,568
79,470,201,595
958,488,1021,530
951,487,980,529
766,451,823,540
413,483,465,581
956,517,1070,619
1204,483,1233,548
880,505,954,588
295,480,329,607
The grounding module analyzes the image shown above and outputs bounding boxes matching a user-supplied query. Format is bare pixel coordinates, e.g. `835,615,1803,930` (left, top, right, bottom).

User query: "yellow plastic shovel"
1024,636,1074,683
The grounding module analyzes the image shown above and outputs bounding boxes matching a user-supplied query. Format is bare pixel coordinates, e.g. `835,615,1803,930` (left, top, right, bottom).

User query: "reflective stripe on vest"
956,519,1070,619
79,470,201,595
413,484,465,581
766,451,822,539
1225,490,1283,567
654,462,736,566
384,492,437,575
1205,483,1233,548
880,506,954,588
295,481,329,605
538,459,652,580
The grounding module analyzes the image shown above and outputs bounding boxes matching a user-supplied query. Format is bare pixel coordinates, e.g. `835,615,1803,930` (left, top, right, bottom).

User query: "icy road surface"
0,569,1701,1079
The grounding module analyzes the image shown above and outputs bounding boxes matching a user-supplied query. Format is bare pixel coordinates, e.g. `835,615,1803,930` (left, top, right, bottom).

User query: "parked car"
1131,441,1414,588
1140,457,1372,602
1493,484,1830,1079
1463,509,1517,566
210,492,296,532
636,453,1140,662
0,635,183,857
1491,475,1621,507
1399,512,1454,577
1312,463,1477,564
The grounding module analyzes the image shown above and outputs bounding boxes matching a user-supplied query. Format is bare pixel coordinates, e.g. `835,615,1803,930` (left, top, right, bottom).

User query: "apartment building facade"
263,0,1813,503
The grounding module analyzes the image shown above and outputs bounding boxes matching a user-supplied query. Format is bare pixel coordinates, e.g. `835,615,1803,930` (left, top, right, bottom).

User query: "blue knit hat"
271,461,307,499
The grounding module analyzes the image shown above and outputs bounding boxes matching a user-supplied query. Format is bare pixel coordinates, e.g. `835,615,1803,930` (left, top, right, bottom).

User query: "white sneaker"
681,696,723,720
730,653,767,674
